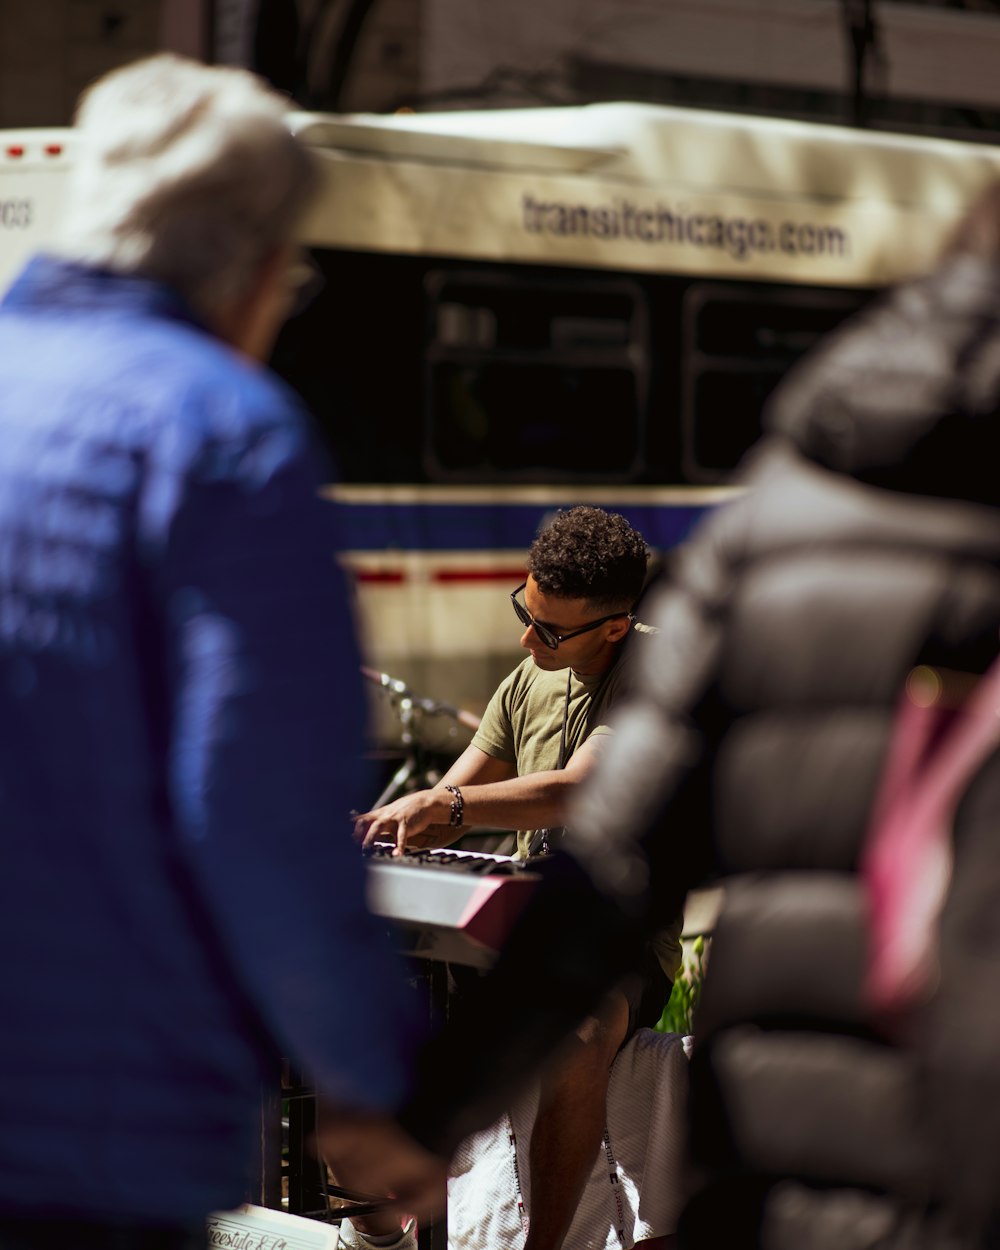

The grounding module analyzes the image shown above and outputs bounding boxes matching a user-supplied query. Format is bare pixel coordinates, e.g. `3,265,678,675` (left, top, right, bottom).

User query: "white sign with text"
207,1204,340,1250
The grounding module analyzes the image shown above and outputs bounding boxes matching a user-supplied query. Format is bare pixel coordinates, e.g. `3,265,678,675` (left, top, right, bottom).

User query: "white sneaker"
338,1217,417,1250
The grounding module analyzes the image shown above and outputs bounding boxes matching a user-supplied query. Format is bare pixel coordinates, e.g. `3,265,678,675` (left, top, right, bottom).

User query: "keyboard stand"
252,968,449,1250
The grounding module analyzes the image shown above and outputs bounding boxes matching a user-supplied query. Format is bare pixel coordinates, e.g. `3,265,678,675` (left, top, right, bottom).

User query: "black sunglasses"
510,582,632,650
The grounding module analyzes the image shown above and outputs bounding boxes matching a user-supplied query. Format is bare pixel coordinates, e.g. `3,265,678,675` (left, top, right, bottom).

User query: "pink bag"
862,661,1000,1017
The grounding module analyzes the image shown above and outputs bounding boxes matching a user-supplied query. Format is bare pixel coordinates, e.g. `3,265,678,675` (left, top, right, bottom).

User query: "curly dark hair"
527,506,648,611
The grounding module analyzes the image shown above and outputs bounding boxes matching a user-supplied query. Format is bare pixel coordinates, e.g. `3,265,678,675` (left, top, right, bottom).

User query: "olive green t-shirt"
473,656,623,860
471,629,683,980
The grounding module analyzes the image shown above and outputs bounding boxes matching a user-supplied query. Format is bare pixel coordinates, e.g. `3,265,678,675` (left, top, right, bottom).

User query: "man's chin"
528,650,562,670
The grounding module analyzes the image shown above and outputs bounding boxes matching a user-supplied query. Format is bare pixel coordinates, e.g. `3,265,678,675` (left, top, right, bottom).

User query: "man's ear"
606,616,632,644
213,246,290,361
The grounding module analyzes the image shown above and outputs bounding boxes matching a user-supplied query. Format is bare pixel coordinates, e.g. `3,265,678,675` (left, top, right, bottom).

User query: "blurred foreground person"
0,55,443,1249
398,186,1000,1249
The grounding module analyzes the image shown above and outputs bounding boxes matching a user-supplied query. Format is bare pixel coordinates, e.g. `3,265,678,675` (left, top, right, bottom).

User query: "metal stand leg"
251,1072,283,1210
416,960,450,1250
286,1066,328,1218
254,961,455,1244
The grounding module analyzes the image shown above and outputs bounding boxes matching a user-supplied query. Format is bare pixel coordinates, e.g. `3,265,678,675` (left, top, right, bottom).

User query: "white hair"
59,54,319,319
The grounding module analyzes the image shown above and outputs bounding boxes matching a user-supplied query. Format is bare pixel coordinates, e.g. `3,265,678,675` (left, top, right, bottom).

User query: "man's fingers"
392,808,435,855
394,815,411,856
360,815,398,850
353,791,445,854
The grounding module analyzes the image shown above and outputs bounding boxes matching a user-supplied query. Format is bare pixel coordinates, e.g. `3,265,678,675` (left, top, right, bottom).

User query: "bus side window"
681,284,868,483
424,271,649,482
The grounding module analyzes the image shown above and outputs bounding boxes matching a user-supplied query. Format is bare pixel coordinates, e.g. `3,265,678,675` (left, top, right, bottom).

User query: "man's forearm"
449,769,578,831
356,743,599,852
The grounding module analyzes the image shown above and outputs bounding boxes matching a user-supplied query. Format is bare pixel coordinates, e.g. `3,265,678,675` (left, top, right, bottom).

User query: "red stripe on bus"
434,569,527,584
354,570,406,584
352,568,526,585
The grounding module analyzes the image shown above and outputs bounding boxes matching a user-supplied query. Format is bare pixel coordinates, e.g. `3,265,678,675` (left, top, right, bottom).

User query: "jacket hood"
765,255,1000,508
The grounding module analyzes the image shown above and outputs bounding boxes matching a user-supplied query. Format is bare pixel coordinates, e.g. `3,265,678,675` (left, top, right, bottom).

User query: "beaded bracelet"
443,784,464,827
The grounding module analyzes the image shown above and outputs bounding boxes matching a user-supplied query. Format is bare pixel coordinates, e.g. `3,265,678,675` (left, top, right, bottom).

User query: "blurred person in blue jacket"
0,54,444,1250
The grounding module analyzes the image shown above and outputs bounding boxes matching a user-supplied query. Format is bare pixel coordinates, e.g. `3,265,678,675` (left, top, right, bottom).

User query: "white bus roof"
291,102,1000,286
293,101,1000,209
3,104,1000,295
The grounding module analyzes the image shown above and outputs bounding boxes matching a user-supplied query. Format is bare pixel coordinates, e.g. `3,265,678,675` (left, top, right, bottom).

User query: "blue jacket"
0,256,421,1224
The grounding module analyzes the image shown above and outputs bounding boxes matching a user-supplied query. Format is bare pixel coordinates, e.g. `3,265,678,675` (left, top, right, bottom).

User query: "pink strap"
863,661,1000,1015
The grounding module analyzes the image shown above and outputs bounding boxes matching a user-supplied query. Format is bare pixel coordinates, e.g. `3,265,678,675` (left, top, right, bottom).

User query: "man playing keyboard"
352,506,683,1250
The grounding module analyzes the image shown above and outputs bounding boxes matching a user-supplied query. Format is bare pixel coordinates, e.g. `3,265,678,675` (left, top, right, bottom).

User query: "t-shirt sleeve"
471,670,518,763
584,648,634,739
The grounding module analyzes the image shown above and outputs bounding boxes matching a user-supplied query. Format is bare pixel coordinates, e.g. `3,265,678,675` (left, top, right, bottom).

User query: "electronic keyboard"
365,842,540,967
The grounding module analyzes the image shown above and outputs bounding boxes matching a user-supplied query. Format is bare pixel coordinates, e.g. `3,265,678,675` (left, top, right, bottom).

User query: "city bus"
4,102,1000,740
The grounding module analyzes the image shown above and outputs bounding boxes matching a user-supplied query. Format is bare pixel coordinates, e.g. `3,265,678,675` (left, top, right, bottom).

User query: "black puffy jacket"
577,252,1000,1250
403,256,1000,1249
